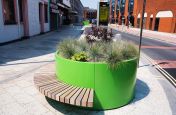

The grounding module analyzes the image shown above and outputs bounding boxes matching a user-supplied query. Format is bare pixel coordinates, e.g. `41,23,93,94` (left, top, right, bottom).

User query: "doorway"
174,22,176,33
149,18,153,30
137,18,140,28
50,13,58,30
39,3,44,33
154,18,160,31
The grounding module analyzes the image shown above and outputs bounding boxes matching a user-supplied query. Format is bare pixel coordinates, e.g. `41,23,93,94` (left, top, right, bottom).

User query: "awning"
69,11,78,14
150,14,153,18
137,14,140,18
69,9,78,14
57,3,70,9
156,11,173,18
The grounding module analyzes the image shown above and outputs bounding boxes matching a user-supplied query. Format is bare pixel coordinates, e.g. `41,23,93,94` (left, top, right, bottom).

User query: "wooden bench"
34,63,94,107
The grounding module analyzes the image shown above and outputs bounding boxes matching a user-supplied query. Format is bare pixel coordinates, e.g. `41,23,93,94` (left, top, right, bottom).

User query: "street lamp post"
138,0,146,66
114,0,117,24
109,0,112,24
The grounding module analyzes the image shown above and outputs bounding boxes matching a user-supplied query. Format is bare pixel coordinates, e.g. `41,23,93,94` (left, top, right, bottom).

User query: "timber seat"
34,63,94,107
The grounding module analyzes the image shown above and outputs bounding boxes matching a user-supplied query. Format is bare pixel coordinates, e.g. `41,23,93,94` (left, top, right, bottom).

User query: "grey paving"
0,26,175,115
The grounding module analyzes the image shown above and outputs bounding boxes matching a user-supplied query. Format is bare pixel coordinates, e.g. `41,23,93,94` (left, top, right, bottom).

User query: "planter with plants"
55,27,138,110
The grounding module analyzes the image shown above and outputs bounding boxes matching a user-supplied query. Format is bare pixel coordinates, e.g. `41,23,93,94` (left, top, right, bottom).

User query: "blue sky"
80,0,99,9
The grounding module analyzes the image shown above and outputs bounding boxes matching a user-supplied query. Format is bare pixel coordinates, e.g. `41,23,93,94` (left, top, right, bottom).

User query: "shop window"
2,0,16,25
18,0,23,22
44,4,48,23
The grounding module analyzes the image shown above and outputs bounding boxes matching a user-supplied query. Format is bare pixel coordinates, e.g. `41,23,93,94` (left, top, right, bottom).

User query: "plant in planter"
56,27,138,110
57,39,138,69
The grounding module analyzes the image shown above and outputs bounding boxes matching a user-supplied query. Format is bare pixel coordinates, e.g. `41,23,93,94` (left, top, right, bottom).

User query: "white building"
0,0,49,44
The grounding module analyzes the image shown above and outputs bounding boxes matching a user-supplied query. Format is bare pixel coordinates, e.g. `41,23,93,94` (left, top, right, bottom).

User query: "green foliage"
57,39,138,69
77,40,89,52
57,39,78,59
121,42,138,60
71,52,88,62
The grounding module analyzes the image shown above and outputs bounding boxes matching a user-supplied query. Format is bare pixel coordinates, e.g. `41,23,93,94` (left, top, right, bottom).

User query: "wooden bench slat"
34,63,94,108
60,87,78,103
43,83,65,95
87,89,94,107
70,88,83,105
35,81,58,88
47,84,69,98
55,86,75,101
76,88,87,106
81,88,90,107
41,83,63,94
51,85,71,99
65,87,80,104
39,82,60,92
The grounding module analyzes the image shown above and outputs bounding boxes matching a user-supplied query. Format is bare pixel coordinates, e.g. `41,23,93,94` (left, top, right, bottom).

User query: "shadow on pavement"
0,26,83,65
132,79,150,103
46,97,105,115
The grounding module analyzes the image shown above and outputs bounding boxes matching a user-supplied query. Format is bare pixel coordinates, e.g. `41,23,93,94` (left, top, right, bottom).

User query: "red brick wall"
122,0,176,33
158,18,172,33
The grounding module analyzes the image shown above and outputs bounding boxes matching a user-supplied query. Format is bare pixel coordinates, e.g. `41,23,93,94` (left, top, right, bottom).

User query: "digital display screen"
99,2,109,25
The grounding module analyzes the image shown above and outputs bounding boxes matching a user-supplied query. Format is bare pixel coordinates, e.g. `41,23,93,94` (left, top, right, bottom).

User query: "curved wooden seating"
34,63,94,107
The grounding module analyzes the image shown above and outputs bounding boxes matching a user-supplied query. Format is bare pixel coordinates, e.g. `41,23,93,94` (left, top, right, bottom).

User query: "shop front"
50,0,59,30
58,0,71,25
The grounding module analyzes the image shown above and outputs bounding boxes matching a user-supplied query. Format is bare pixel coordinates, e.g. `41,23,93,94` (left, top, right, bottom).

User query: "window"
128,0,134,13
44,4,48,23
2,0,16,25
120,0,126,14
18,0,23,22
39,3,42,23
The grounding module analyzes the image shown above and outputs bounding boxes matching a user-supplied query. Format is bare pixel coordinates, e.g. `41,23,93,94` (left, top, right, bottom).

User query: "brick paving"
0,26,175,115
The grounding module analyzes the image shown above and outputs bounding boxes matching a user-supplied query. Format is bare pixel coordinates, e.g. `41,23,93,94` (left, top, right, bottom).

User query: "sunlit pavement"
110,24,176,44
0,26,176,115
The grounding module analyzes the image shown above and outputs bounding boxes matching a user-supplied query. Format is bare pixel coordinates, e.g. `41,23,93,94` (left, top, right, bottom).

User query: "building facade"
133,0,176,33
0,0,49,44
70,0,84,24
0,0,84,44
83,7,97,21
110,0,176,33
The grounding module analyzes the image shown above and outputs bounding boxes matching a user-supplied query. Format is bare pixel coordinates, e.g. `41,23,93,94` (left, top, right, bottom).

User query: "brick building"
110,0,176,33
83,7,97,21
70,0,84,24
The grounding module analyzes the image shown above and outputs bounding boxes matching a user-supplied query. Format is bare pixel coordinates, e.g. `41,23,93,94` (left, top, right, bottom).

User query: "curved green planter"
55,52,138,110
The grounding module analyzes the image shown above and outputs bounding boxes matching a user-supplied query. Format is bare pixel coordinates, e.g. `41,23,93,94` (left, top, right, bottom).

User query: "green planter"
83,20,90,26
55,52,138,110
